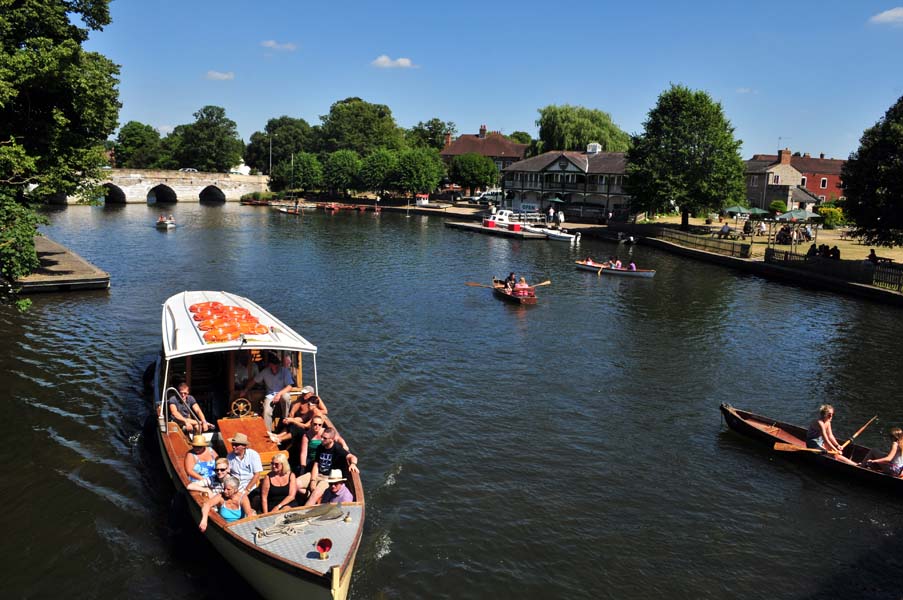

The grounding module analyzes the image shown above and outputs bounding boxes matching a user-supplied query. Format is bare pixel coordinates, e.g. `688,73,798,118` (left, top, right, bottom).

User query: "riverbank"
15,235,110,293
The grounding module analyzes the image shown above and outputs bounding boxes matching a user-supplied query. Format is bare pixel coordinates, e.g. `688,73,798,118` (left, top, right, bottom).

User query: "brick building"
440,125,528,173
746,148,845,208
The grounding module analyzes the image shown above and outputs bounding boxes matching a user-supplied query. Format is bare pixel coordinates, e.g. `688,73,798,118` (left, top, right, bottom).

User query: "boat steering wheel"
230,397,252,417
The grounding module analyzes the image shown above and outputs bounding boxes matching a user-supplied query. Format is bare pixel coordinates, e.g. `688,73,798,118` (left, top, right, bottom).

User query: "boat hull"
720,403,903,493
155,220,176,230
491,280,537,305
575,262,655,277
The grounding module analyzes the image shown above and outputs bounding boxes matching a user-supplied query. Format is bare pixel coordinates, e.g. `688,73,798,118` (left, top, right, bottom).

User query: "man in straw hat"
227,432,263,493
300,426,358,505
319,469,353,504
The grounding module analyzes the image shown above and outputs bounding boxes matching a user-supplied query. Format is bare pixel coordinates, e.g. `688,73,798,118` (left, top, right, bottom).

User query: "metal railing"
765,249,903,290
656,228,751,258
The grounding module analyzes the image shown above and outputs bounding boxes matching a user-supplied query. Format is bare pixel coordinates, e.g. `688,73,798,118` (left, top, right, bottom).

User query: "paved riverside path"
15,236,110,293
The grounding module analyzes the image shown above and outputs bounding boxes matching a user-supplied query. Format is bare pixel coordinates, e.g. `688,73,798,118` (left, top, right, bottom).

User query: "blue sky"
85,0,903,160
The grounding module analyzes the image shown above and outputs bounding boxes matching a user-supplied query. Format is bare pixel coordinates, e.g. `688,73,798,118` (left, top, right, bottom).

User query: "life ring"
189,301,223,313
238,323,269,335
203,330,241,343
198,318,239,331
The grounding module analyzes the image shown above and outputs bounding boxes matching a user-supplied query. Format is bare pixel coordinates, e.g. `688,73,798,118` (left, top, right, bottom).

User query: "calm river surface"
3,203,903,599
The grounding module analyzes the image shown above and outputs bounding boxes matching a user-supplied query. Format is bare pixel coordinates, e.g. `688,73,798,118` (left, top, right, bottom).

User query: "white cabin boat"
152,291,364,600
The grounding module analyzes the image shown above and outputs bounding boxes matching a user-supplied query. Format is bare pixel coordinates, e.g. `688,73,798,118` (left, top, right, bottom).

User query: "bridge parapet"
64,169,270,203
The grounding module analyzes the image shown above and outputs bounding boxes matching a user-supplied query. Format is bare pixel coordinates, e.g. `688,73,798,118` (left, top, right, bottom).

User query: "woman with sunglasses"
188,457,230,497
261,453,298,513
806,404,857,465
199,476,255,532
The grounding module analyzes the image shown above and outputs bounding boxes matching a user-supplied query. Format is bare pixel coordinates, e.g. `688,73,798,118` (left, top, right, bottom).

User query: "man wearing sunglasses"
299,427,358,505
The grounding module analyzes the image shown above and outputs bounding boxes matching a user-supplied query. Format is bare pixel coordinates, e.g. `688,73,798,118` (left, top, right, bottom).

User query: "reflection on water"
3,203,903,599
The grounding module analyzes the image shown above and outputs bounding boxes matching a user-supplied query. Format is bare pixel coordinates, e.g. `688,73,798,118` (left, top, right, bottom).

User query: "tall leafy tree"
406,118,456,150
176,105,244,172
626,85,745,229
536,105,630,152
0,0,120,308
323,150,362,197
292,152,323,194
393,147,444,196
449,153,498,191
319,97,404,155
115,121,163,168
508,131,532,145
359,148,399,197
842,95,903,246
245,116,312,175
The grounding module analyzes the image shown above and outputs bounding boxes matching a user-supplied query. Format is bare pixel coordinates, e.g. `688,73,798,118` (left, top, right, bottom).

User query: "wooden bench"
217,416,282,469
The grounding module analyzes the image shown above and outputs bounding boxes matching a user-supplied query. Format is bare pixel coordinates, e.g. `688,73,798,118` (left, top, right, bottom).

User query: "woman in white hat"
184,434,218,483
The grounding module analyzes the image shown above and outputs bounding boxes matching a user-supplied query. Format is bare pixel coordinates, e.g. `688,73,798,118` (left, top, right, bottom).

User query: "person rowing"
513,277,534,297
805,404,857,465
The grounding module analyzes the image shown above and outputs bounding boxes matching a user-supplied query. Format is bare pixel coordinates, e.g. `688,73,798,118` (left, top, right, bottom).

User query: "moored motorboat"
720,403,903,492
523,225,580,242
152,291,364,599
575,260,655,278
491,278,537,305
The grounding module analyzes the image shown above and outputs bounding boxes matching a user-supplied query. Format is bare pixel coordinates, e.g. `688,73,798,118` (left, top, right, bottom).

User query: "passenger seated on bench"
513,277,532,297
198,476,255,531
168,383,214,434
185,434,218,483
298,428,359,505
234,351,259,390
718,223,731,239
261,453,298,513
283,355,297,386
242,354,295,432
188,457,230,497
319,469,353,504
861,427,903,476
227,432,263,493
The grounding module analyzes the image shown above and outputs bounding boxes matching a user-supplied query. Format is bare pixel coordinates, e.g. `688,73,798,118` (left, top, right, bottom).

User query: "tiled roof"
791,186,821,204
749,154,845,175
745,159,773,174
503,151,627,174
440,133,528,159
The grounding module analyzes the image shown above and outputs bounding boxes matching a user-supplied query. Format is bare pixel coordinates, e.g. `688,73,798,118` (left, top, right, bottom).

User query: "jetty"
15,236,110,293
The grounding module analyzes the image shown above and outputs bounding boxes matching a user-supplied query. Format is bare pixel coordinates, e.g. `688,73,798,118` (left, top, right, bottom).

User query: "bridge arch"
103,183,126,204
199,185,226,203
148,184,177,204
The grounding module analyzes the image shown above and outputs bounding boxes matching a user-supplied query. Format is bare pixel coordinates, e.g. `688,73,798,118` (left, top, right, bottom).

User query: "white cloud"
736,87,758,95
206,70,235,81
371,54,416,69
156,125,174,136
261,40,297,51
869,7,903,25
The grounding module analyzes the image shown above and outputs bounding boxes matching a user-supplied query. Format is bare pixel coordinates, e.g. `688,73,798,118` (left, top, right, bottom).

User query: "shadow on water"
807,533,903,600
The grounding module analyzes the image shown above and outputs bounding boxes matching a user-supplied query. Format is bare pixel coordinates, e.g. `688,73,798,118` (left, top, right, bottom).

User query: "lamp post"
268,134,273,175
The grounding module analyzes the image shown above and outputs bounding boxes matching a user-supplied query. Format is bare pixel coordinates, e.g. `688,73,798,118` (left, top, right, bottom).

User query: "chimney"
778,148,791,165
444,133,452,148
803,152,810,158
479,124,487,139
819,153,825,159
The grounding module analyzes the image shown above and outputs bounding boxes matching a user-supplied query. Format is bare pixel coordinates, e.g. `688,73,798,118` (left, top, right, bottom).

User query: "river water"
3,203,903,599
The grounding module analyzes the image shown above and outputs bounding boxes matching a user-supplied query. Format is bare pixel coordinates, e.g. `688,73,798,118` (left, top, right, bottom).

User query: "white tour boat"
152,291,364,600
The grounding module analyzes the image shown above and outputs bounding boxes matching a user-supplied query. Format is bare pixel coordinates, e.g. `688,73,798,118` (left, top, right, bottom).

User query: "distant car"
179,167,198,172
228,170,242,175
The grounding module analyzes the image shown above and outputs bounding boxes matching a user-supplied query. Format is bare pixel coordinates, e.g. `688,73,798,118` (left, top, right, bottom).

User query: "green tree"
359,148,399,196
816,206,844,229
115,121,163,168
0,0,120,308
508,131,532,145
175,105,244,172
626,85,745,229
406,118,456,150
154,126,185,170
292,152,323,193
842,95,903,245
449,153,498,191
393,147,444,196
245,116,312,175
768,200,787,214
536,104,630,152
319,97,404,155
323,150,362,197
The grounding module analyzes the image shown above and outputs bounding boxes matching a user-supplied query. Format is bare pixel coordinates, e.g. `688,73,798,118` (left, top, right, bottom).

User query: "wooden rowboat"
574,260,655,278
491,278,537,305
153,291,365,599
720,403,903,492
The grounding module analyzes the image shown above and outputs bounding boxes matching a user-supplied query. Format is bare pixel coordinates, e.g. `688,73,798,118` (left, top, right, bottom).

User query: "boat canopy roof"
161,291,317,360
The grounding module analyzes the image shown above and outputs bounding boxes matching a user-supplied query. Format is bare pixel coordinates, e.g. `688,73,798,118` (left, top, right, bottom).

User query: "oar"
465,282,495,289
774,442,838,454
598,265,604,276
532,280,551,287
841,415,878,449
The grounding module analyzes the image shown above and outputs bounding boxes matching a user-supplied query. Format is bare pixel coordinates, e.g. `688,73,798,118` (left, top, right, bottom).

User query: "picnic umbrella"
722,205,749,214
776,208,822,221
747,207,769,216
547,197,565,203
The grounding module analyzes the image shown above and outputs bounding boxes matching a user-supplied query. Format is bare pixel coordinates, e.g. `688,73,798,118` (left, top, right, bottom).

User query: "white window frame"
818,195,826,201
800,176,807,187
773,174,780,184
820,178,828,189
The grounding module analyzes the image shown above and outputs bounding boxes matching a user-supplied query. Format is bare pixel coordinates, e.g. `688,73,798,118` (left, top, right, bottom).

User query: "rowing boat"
720,403,903,492
491,278,537,305
574,261,656,278
152,291,364,599
155,219,176,230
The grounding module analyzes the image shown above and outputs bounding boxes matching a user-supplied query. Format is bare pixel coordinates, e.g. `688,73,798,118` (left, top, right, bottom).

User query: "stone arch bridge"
67,169,270,204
